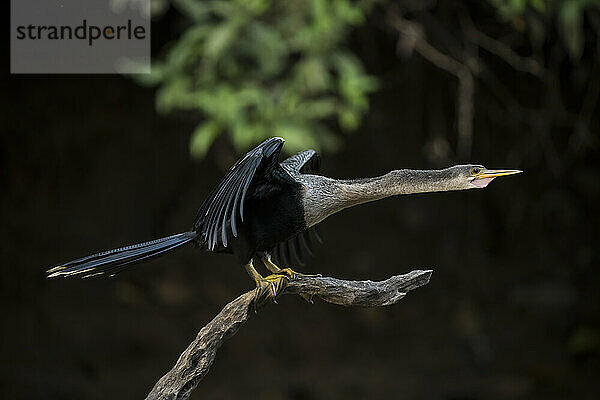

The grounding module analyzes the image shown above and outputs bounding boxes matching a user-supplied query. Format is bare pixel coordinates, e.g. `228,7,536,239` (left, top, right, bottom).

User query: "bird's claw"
299,293,314,304
275,268,320,280
253,274,289,310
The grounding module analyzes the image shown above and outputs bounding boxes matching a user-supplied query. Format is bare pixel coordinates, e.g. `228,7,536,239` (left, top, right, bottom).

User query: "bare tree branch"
467,28,546,78
145,269,433,400
389,12,476,159
392,15,465,76
457,69,475,158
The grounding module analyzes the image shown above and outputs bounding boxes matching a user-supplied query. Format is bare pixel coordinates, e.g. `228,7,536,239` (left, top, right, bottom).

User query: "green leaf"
190,121,221,158
296,98,338,119
204,21,240,62
338,108,360,131
173,0,212,21
559,1,584,60
133,62,166,86
294,57,331,93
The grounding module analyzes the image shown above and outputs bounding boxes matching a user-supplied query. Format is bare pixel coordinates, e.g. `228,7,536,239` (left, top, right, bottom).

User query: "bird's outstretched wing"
194,137,284,250
280,149,320,175
273,148,322,266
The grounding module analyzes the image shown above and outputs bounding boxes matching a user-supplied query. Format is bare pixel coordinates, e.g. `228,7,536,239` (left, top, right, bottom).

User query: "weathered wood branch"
145,269,433,400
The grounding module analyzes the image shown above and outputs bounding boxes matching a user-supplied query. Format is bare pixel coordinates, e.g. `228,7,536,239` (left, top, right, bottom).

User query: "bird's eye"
471,167,481,175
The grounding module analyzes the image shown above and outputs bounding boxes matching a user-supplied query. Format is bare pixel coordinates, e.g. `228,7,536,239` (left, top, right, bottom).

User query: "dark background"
2,1,599,399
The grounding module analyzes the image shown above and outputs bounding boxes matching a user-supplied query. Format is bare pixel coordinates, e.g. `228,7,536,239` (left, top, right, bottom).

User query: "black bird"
47,137,521,303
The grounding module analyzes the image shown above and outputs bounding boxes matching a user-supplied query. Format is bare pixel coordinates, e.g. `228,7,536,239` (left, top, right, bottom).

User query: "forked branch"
145,269,433,400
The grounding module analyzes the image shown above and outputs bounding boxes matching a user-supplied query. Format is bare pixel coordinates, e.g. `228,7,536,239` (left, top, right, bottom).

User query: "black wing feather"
219,163,248,246
194,138,284,250
299,230,314,257
229,169,248,238
312,226,324,244
292,236,305,266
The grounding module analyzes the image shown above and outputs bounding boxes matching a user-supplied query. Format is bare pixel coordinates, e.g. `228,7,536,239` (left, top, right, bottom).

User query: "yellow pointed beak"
471,169,522,188
475,169,523,179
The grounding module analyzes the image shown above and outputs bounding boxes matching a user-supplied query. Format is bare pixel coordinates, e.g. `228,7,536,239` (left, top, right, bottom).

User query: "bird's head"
448,164,522,189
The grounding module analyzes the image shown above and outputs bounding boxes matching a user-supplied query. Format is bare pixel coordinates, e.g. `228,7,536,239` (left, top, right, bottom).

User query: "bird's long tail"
46,231,197,278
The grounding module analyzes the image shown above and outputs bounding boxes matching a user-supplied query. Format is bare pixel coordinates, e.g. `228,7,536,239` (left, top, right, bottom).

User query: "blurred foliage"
488,0,600,60
138,0,599,159
140,0,378,158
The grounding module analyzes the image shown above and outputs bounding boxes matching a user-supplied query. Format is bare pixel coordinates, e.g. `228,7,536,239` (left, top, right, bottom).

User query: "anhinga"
47,137,521,304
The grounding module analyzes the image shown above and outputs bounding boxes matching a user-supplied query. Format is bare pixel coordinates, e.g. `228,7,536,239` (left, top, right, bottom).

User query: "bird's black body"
239,169,305,259
196,152,307,263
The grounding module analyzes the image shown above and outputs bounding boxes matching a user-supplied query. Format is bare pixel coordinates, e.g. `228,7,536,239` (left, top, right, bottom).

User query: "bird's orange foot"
253,274,289,310
260,255,320,281
258,257,319,305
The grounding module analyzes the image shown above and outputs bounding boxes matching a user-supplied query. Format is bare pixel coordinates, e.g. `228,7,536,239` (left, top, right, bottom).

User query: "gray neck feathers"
300,169,459,228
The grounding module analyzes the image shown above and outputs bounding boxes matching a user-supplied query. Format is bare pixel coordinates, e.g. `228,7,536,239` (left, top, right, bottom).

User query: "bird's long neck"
301,168,460,228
